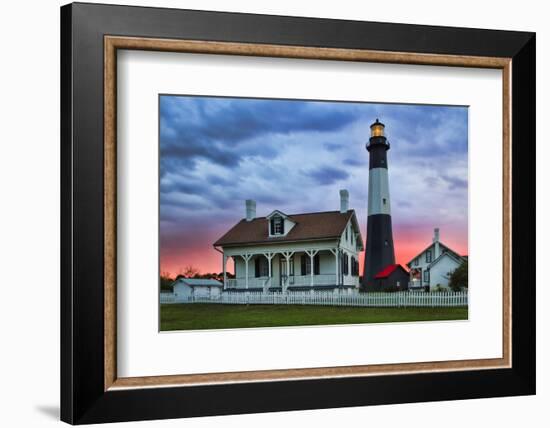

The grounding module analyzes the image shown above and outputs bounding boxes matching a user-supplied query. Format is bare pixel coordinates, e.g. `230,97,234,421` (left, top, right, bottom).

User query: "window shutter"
314,254,320,275
254,257,260,277
280,218,285,234
301,255,306,275
270,218,275,235
344,255,349,275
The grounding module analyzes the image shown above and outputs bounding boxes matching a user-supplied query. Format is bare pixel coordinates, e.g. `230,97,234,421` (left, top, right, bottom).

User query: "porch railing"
226,277,270,289
227,274,340,289
290,274,337,286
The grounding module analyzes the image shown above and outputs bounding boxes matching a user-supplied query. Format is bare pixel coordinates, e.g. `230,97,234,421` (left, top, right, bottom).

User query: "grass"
160,303,468,331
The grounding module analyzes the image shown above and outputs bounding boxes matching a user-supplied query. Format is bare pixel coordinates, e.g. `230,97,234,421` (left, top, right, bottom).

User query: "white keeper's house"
213,190,364,293
406,228,467,291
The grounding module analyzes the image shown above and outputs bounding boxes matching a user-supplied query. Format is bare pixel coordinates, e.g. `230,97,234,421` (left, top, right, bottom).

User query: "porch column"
281,251,294,292
222,253,227,290
241,253,253,289
263,252,275,291
329,248,339,287
305,249,319,287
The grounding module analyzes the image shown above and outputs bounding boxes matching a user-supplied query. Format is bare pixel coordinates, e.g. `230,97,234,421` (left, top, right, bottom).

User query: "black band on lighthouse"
362,214,396,288
368,145,388,169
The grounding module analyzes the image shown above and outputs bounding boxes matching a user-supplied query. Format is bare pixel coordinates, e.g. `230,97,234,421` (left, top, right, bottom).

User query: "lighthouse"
361,119,396,290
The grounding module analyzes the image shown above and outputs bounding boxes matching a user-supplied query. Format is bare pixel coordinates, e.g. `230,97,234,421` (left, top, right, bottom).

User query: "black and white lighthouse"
361,119,396,290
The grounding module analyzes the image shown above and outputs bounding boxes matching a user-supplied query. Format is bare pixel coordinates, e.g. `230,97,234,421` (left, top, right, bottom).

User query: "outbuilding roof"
374,264,409,279
214,210,363,249
174,278,223,287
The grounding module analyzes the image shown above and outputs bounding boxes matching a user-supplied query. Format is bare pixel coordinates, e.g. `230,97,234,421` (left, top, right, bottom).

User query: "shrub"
160,274,174,292
449,260,468,291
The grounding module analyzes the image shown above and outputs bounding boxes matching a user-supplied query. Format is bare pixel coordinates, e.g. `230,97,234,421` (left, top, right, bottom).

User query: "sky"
159,95,468,277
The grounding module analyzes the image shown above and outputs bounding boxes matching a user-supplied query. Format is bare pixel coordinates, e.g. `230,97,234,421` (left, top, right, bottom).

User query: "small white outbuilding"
172,278,223,299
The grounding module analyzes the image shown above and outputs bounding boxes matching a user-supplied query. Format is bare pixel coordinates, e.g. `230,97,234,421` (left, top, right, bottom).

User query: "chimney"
433,228,440,259
339,189,349,213
245,199,256,222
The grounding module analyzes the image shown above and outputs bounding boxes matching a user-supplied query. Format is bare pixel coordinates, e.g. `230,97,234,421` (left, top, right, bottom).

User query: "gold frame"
104,36,512,391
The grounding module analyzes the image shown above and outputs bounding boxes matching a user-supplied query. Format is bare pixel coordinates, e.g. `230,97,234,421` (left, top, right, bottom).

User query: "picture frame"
60,2,535,424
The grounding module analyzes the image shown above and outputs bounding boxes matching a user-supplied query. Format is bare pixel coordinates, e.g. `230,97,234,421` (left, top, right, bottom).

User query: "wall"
173,282,193,298
0,1,546,428
429,256,461,289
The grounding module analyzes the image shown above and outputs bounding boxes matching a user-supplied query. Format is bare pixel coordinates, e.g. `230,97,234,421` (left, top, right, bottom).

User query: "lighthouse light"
370,118,385,137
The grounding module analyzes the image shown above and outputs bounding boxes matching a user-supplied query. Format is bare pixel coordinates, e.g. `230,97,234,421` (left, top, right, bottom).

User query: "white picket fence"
160,291,468,307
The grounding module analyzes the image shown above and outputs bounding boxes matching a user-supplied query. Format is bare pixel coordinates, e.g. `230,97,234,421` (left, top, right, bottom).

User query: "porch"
221,248,359,292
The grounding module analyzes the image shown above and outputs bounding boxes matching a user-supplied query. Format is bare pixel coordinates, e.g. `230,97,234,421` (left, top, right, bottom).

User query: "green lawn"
160,303,468,331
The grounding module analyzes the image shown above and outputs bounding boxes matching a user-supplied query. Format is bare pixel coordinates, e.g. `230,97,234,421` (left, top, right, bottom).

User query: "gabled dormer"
266,210,295,238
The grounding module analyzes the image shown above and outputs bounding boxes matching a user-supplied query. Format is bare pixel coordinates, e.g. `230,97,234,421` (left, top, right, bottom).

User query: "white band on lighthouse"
367,167,391,216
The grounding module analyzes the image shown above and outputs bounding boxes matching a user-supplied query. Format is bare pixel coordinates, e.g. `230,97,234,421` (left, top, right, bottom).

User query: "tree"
160,271,174,292
178,265,199,278
449,260,468,291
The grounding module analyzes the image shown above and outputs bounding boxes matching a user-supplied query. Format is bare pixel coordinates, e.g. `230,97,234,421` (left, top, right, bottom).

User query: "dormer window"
266,210,294,237
271,215,284,235
274,217,282,234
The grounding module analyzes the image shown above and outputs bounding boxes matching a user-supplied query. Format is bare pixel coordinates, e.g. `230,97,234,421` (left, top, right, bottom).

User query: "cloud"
306,166,350,185
324,142,345,152
160,96,363,170
343,158,363,167
440,173,468,190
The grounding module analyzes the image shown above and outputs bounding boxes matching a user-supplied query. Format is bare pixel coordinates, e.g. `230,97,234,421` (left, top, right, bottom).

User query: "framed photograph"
61,2,535,424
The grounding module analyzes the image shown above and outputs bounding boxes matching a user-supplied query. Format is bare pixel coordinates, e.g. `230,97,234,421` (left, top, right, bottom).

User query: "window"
345,225,348,241
423,270,430,283
351,256,358,276
302,255,312,275
302,254,320,275
342,254,349,275
414,258,419,266
425,250,432,263
384,240,388,246
274,217,282,234
289,257,294,275
255,257,269,277
260,258,269,276
382,198,386,205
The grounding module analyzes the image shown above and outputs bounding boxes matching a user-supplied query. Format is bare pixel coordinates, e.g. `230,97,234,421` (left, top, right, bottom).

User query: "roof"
374,264,408,279
428,251,464,270
406,241,461,266
174,278,223,287
214,210,363,248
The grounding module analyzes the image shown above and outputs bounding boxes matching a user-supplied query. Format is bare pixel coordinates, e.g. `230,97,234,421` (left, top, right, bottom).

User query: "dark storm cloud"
160,96,361,169
307,166,350,185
